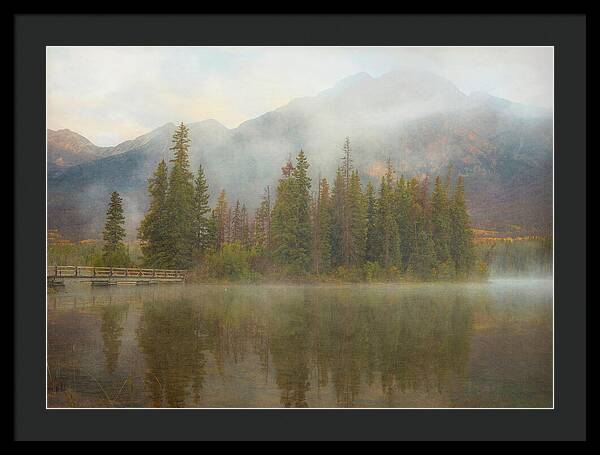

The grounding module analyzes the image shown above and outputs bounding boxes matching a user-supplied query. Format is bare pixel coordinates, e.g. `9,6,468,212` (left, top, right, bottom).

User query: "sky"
47,46,553,146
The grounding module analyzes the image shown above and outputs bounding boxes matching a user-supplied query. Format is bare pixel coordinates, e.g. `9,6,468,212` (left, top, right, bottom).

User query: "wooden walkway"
47,266,187,286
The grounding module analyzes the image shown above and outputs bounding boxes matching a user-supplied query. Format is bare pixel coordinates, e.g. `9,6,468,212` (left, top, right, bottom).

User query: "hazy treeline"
47,241,142,268
132,123,479,282
48,122,552,281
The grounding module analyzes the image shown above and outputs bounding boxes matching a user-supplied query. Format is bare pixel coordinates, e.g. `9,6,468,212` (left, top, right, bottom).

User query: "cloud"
47,46,553,146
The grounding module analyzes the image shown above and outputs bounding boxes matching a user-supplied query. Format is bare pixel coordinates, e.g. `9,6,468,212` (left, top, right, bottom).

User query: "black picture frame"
14,14,586,441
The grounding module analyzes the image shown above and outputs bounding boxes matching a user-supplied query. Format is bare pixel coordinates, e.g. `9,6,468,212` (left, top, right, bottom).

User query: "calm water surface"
47,281,552,408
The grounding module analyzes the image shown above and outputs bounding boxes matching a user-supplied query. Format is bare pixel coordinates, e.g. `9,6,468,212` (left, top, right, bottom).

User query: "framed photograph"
14,14,586,441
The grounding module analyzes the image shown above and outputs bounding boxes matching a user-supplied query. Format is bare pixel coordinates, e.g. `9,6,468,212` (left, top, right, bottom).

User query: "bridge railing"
47,266,187,279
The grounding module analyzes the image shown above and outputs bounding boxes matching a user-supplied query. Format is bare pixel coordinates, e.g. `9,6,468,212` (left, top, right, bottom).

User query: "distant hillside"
47,70,552,240
47,128,124,174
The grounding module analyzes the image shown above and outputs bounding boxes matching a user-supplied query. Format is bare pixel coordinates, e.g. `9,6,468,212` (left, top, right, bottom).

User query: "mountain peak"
334,72,373,88
47,128,95,146
318,72,373,97
380,69,463,93
189,119,228,130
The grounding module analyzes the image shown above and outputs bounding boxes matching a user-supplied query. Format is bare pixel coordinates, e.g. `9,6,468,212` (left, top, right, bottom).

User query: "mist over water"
481,237,553,280
47,280,552,408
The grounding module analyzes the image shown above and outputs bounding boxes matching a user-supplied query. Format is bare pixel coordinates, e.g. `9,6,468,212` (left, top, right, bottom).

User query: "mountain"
46,128,131,174
48,70,552,240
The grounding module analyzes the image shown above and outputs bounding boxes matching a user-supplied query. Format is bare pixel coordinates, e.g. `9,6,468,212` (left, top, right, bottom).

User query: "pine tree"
231,200,242,244
375,161,400,268
312,177,332,274
102,191,129,266
330,167,345,268
214,190,228,250
395,175,412,270
191,164,211,259
271,150,312,271
164,122,195,269
418,175,431,225
348,169,366,266
205,210,218,255
449,176,474,277
254,187,272,250
408,230,437,280
404,177,423,269
431,175,453,277
341,137,353,267
406,176,437,279
226,207,232,244
293,150,312,258
271,159,296,266
138,160,169,267
240,203,250,249
364,181,379,263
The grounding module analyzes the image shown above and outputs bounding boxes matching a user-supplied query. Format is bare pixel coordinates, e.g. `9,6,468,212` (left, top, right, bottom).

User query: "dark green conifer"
164,122,195,269
138,160,169,267
102,191,129,266
192,164,211,258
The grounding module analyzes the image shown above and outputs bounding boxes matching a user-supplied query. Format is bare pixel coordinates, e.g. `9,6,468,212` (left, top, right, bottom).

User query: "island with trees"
51,122,552,283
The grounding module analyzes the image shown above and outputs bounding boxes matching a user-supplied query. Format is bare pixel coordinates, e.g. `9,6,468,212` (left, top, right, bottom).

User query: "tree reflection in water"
100,303,128,375
49,283,550,407
132,287,476,407
136,299,206,407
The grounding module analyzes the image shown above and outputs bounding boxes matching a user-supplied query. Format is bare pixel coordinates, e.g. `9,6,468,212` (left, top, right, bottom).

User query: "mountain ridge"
48,71,553,240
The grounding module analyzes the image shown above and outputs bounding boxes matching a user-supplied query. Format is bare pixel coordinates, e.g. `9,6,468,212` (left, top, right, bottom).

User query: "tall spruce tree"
348,169,366,266
404,177,423,269
330,167,345,267
375,161,400,268
293,150,312,268
214,190,228,250
271,150,312,271
164,122,195,269
102,191,129,267
406,176,436,279
191,164,211,259
138,160,169,267
449,176,474,277
340,138,353,266
231,200,242,244
205,210,218,255
395,175,412,270
254,187,272,250
364,180,379,263
408,230,437,280
240,203,250,249
271,159,296,266
431,175,453,277
312,177,332,274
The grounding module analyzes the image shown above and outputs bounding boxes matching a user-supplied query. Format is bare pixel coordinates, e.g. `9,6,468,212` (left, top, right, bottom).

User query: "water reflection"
47,282,552,408
100,304,128,375
137,300,207,407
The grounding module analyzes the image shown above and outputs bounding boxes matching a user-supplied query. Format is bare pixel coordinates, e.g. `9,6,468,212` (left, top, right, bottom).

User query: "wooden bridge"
47,266,187,287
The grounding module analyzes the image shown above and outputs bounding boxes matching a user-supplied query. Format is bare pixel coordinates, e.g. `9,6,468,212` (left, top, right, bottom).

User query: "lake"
47,280,553,408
